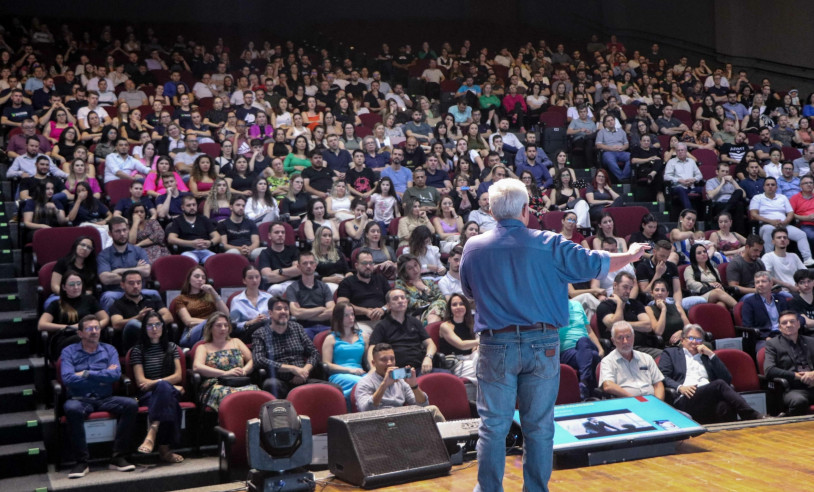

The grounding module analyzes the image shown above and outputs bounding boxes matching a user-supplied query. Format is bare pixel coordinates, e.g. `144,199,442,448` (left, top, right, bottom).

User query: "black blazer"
657,346,732,390
765,334,814,390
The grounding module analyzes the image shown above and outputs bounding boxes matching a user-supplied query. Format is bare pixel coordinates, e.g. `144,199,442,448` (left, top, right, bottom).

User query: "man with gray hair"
599,321,665,399
664,142,704,210
461,178,647,492
658,324,765,423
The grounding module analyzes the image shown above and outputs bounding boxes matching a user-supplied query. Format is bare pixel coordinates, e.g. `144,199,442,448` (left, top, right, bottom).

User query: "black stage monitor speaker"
328,406,451,488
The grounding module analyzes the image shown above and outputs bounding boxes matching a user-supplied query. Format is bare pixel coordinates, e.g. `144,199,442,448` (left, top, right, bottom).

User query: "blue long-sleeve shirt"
514,148,553,188
460,219,610,332
61,342,121,399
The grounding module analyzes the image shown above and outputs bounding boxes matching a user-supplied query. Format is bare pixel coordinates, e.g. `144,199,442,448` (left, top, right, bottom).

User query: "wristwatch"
278,268,284,276
410,384,419,390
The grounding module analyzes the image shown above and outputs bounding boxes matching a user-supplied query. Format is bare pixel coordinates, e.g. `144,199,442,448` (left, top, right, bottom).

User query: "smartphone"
461,186,470,191
391,368,408,380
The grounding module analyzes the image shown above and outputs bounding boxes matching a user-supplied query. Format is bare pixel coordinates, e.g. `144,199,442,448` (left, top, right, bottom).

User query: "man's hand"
292,366,310,379
381,367,397,388
368,307,385,321
654,260,667,278
799,371,814,386
697,344,715,358
405,366,418,387
678,384,697,398
421,356,433,374
136,307,152,320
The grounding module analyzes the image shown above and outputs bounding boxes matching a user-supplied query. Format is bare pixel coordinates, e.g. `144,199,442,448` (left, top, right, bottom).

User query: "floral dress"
136,219,171,264
199,343,259,410
395,279,447,324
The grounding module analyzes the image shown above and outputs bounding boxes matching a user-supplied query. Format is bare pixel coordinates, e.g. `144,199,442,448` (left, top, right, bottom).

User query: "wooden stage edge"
182,417,814,492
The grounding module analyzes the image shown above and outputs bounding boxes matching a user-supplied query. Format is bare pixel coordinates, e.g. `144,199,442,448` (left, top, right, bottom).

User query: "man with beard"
109,270,172,352
218,195,262,260
98,217,158,310
166,195,220,263
336,249,391,337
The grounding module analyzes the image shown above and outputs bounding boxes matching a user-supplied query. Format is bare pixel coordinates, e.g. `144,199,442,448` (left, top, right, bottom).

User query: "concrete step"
0,411,46,447
0,441,47,479
0,358,44,390
0,337,31,360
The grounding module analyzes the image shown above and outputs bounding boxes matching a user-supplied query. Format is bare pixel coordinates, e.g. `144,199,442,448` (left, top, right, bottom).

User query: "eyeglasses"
77,243,94,250
147,322,163,330
685,336,703,343
66,281,82,287
358,261,374,266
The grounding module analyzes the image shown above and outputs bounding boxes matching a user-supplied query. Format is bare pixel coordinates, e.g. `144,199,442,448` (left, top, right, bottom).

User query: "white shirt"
488,131,523,151
764,162,782,179
104,152,151,183
600,263,634,295
664,157,703,185
468,209,497,232
438,272,462,297
749,193,792,222
192,82,216,99
76,105,110,127
682,348,710,387
762,251,805,288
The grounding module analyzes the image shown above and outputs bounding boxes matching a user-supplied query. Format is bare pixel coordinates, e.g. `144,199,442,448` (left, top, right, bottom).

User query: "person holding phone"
354,342,445,422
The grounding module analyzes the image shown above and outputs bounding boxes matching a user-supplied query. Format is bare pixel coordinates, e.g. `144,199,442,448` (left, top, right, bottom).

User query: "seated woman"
432,196,464,253
343,198,371,252
312,226,351,294
684,243,738,309
66,182,112,247
353,222,397,278
127,203,170,264
670,208,725,265
326,181,354,223
398,198,435,247
681,119,716,151
559,211,590,249
62,157,102,204
131,311,185,464
303,197,336,244
202,178,232,224
403,225,446,277
192,313,259,411
520,170,553,218
22,179,67,243
265,157,290,200
47,235,98,308
708,212,746,260
592,212,628,252
279,172,308,228
549,168,590,230
460,221,481,248
322,302,368,400
449,174,479,219
38,271,109,360
176,266,231,348
629,213,676,264
283,135,311,174
229,266,272,343
394,254,447,324
189,155,218,200
644,278,690,346
586,169,623,225
245,176,279,225
439,294,478,387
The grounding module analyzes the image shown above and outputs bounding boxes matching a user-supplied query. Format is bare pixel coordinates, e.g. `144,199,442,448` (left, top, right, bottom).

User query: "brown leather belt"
486,323,558,335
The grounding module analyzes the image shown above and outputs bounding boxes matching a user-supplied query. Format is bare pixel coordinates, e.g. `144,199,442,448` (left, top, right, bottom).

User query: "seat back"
526,213,541,230
539,111,566,128
557,364,581,404
715,349,760,392
313,330,331,356
218,391,275,468
105,179,135,208
542,211,566,232
205,253,250,290
417,372,472,420
756,347,767,375
151,255,198,294
258,221,297,247
691,149,719,168
606,206,649,238
32,226,103,267
424,322,442,351
286,384,346,435
199,142,221,159
677,264,689,294
688,303,736,340
716,263,729,285
733,301,744,327
38,260,57,296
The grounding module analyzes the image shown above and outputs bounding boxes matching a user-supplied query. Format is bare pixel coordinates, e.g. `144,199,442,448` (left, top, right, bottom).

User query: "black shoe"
69,462,89,479
109,455,135,472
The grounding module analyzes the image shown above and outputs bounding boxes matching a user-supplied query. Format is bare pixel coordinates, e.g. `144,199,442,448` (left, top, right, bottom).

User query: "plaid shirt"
252,321,319,381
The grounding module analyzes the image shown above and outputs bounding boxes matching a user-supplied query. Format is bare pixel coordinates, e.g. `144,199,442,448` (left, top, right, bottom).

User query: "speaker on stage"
328,406,451,488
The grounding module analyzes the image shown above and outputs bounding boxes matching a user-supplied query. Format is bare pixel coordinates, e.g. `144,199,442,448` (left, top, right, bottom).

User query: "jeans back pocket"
477,343,507,384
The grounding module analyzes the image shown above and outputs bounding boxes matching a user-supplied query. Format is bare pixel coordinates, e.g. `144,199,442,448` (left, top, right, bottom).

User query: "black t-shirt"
316,255,349,279
345,82,367,100
790,294,814,321
302,166,334,193
346,166,377,194
369,313,429,369
636,258,679,299
236,106,259,124
336,273,391,320
363,91,384,110
722,143,749,163
166,215,215,252
45,294,101,325
596,298,651,347
403,147,426,170
110,295,166,321
2,104,35,123
216,217,259,247
173,108,193,127
258,245,299,271
20,175,65,197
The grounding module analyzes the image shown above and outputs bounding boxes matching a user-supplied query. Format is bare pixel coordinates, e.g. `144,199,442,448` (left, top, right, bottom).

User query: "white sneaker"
805,259,814,267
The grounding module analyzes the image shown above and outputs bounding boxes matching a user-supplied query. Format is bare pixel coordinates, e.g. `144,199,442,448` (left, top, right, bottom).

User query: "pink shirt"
143,171,189,195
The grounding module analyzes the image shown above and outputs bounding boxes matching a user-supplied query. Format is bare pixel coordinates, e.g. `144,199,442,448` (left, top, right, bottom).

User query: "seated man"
596,271,661,358
468,192,498,232
336,249,391,336
750,177,814,266
658,325,765,423
61,314,137,478
401,166,440,214
743,271,801,351
636,240,704,310
560,299,604,400
113,180,157,220
764,311,814,415
656,104,689,136
251,296,322,398
566,105,597,167
595,114,631,182
109,270,173,352
97,217,157,310
217,195,263,261
514,145,553,189
762,227,806,293
302,151,334,199
258,221,300,296
155,173,187,219
726,234,766,297
665,143,704,211
599,321,665,399
355,342,445,422
368,288,437,376
438,245,463,298
166,195,220,264
104,138,150,183
285,252,335,339
790,269,814,328
705,162,746,235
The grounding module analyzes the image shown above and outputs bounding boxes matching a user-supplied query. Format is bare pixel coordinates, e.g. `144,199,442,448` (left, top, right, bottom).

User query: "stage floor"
307,419,814,492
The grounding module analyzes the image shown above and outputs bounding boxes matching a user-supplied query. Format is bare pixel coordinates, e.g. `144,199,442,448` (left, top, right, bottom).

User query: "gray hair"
488,178,528,220
754,270,770,282
611,321,633,339
682,324,705,338
676,142,688,151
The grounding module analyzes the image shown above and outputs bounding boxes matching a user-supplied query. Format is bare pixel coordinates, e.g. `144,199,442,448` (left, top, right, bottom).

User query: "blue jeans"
179,320,206,348
671,184,704,210
139,380,182,446
601,151,631,181
559,336,600,390
182,249,216,264
475,328,559,492
64,395,138,462
100,289,161,312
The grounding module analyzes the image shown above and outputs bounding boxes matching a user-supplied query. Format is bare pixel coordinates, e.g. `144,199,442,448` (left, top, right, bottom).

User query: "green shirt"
559,299,590,352
283,153,312,174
